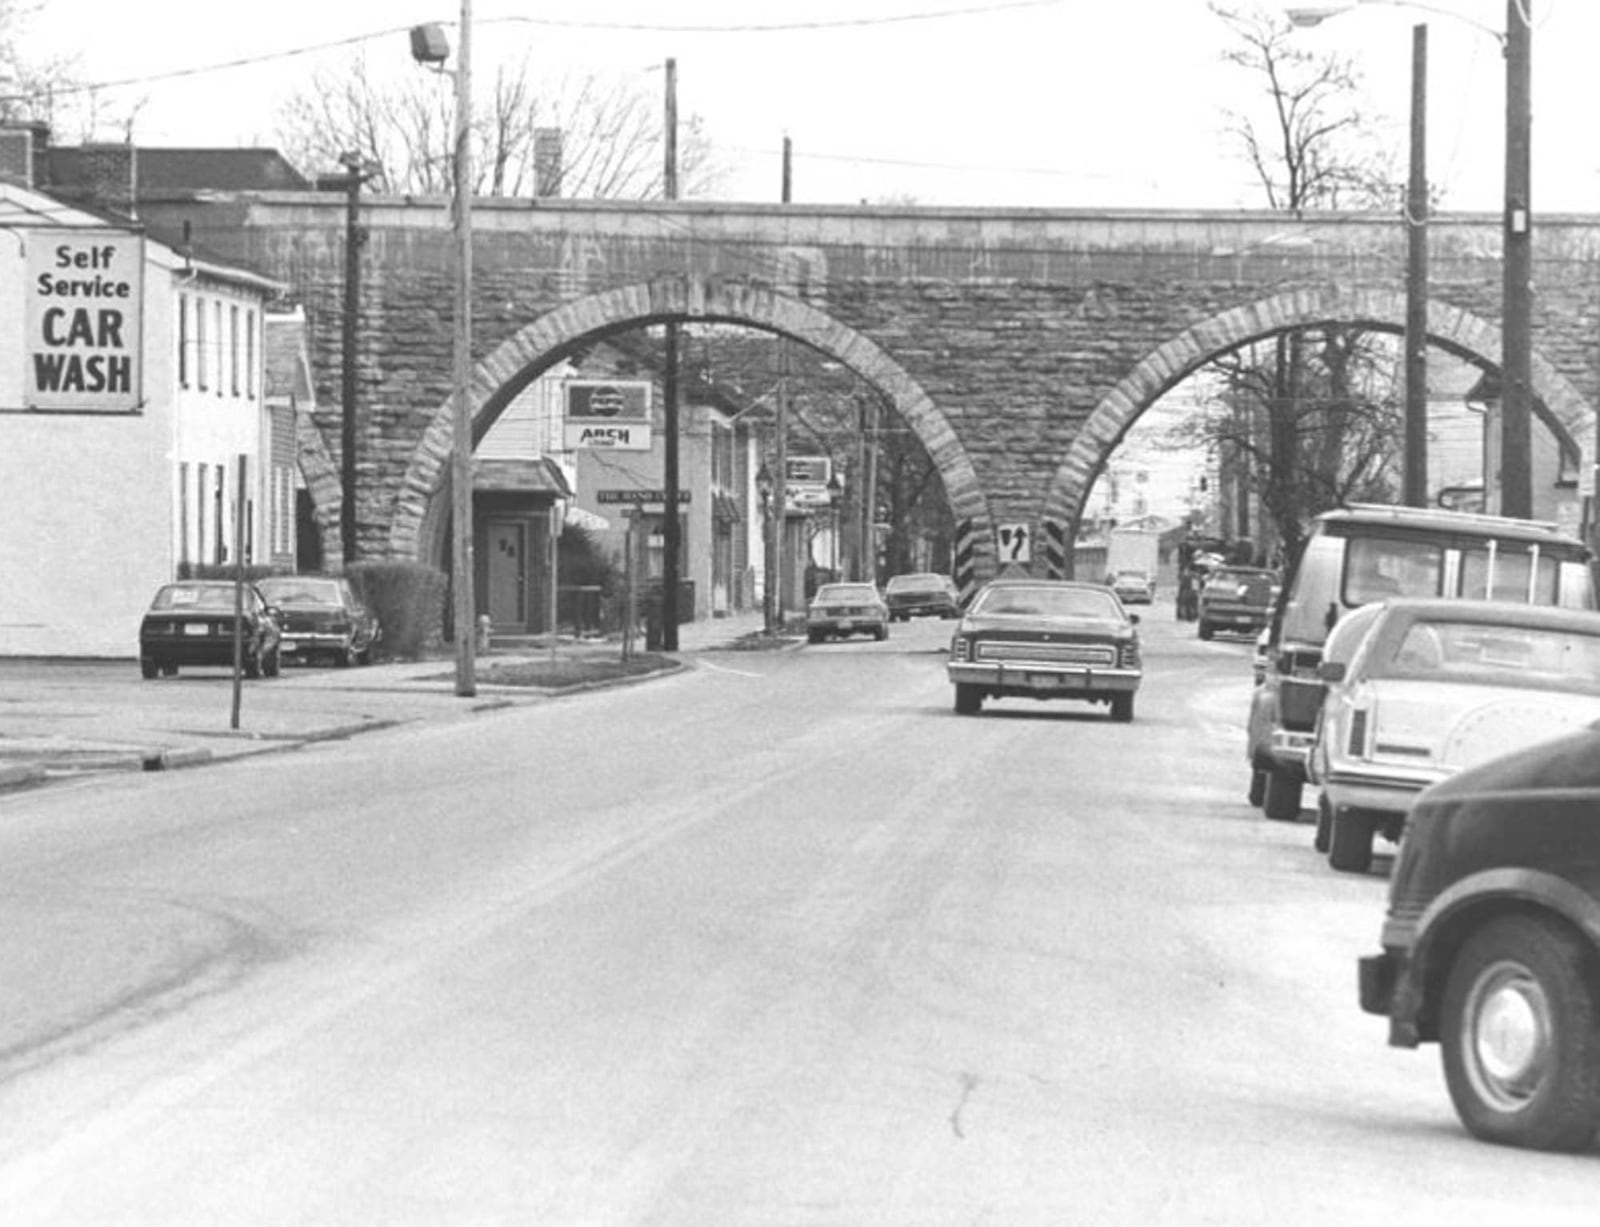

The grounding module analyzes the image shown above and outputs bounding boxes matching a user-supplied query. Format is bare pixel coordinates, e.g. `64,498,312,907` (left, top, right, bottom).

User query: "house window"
196,298,208,391
178,462,190,566
214,466,227,563
230,305,240,396
214,302,224,396
196,462,208,562
178,295,189,388
246,309,257,399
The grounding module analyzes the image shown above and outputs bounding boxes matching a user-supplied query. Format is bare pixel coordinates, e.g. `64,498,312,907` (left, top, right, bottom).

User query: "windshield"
973,585,1122,619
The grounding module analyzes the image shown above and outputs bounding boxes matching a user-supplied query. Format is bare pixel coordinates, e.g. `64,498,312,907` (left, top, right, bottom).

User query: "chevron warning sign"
952,518,980,603
1041,519,1067,579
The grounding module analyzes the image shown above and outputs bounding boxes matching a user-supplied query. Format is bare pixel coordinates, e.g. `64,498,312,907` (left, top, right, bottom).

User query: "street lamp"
411,9,476,696
1286,0,1531,518
756,462,775,634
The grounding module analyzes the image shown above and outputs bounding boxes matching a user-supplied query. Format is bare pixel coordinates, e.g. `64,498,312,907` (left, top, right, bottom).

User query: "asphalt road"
0,612,1594,1225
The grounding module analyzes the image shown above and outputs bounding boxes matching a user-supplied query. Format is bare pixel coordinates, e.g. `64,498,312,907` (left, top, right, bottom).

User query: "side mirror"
1317,660,1347,684
1129,613,1141,625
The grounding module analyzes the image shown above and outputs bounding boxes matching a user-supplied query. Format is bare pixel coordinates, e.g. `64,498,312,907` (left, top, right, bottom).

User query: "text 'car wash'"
26,231,143,411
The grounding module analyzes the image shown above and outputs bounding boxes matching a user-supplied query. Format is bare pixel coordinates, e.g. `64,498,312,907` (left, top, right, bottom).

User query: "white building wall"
0,222,178,656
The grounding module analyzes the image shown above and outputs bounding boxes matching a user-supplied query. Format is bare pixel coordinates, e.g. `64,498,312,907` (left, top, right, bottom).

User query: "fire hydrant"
475,614,493,653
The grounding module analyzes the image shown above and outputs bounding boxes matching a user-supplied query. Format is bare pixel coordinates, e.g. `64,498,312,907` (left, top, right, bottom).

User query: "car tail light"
951,635,972,662
1347,706,1371,759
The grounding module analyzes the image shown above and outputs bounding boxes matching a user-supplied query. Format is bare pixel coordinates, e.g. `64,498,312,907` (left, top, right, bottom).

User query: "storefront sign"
25,230,144,412
596,489,692,505
564,421,652,450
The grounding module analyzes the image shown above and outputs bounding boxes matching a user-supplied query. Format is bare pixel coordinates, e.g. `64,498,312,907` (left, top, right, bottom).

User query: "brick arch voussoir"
294,409,344,568
389,277,995,572
1041,287,1594,545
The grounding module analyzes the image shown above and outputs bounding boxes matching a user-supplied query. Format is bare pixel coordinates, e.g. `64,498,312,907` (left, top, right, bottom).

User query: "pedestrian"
1177,568,1198,621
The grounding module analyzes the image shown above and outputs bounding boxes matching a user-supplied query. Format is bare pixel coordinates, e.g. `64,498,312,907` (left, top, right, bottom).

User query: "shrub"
345,560,448,660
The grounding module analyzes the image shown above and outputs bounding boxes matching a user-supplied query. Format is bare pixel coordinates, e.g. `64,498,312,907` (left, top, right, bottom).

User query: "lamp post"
1286,0,1531,518
756,462,775,634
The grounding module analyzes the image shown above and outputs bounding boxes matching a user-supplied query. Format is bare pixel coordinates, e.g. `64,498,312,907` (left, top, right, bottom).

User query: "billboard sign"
25,230,144,412
564,380,651,421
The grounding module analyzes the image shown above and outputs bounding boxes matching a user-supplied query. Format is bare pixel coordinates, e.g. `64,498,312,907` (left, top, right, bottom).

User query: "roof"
46,147,310,193
474,457,574,498
1317,503,1582,545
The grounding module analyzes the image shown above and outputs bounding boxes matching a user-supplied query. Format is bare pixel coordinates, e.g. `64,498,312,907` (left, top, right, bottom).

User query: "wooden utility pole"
1403,23,1429,509
451,0,476,695
1499,0,1532,518
661,57,682,651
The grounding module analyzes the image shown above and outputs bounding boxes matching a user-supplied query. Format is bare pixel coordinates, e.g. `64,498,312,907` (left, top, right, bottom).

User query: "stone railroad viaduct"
142,194,1600,584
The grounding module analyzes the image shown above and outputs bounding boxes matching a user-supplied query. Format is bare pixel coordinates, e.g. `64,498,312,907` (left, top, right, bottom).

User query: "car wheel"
1314,794,1333,853
954,683,983,716
140,657,158,680
807,629,824,645
1441,914,1600,1152
337,643,358,668
1327,808,1373,873
1261,769,1303,821
875,624,888,641
1248,768,1267,808
263,645,281,678
1198,621,1214,641
1109,692,1135,722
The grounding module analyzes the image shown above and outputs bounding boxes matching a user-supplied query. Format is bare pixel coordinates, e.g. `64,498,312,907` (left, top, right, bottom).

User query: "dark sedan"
1359,724,1600,1152
138,580,282,679
883,572,960,621
946,578,1141,720
257,575,381,667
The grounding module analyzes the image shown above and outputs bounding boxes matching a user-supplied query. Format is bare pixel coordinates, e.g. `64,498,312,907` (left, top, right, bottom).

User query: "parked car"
1247,505,1596,823
1309,600,1600,873
1108,569,1155,605
806,582,889,644
883,572,960,621
1197,566,1276,641
947,578,1141,720
257,575,381,667
138,580,282,679
1358,722,1600,1152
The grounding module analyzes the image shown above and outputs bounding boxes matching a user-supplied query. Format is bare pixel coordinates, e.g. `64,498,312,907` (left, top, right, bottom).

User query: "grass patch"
475,653,678,689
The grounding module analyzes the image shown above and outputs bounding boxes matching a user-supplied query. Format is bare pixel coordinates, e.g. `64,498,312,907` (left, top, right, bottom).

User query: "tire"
1314,794,1333,853
1327,808,1373,873
140,657,158,680
1198,621,1214,641
807,629,824,645
1441,915,1600,1152
337,643,357,668
1262,769,1303,821
1248,769,1267,808
954,683,983,715
1109,692,1135,723
875,624,888,641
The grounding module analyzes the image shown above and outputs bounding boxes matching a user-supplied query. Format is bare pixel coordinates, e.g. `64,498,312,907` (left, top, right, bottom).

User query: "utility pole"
1403,23,1429,509
450,0,476,695
863,397,880,584
1499,0,1532,519
661,56,681,651
772,134,792,623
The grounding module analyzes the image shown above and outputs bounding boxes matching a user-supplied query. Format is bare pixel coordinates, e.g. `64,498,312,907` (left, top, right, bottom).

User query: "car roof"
1317,503,1585,546
1368,598,1600,632
978,578,1104,591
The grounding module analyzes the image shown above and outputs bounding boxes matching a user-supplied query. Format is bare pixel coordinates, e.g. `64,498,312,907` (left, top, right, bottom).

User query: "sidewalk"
0,609,790,792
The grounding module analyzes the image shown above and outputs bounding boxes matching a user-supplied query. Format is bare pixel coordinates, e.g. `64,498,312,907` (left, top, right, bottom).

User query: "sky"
13,0,1600,213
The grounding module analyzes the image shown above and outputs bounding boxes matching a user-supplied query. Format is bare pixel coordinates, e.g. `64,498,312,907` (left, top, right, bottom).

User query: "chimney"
0,120,49,188
76,143,138,218
534,127,563,198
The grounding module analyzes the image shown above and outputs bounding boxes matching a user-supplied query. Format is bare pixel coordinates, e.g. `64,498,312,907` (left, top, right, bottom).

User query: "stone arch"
387,275,996,577
1041,285,1595,564
295,408,343,568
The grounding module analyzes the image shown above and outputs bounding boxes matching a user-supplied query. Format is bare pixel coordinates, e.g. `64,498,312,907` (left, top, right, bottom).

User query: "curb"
0,762,46,792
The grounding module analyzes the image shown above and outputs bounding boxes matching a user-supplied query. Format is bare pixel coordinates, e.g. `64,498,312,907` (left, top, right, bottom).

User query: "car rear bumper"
140,635,261,666
1199,604,1270,628
1321,767,1436,818
888,601,956,617
808,617,885,634
947,661,1141,695
278,632,353,655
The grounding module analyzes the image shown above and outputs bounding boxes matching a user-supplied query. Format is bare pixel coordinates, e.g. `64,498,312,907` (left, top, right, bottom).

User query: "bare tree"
274,53,722,200
0,0,80,127
1178,3,1407,562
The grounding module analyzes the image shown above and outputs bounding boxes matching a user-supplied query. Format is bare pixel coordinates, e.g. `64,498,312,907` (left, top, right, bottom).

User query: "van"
1246,504,1596,820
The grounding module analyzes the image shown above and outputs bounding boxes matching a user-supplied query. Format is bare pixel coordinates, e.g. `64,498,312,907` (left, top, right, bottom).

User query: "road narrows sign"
997,523,1031,563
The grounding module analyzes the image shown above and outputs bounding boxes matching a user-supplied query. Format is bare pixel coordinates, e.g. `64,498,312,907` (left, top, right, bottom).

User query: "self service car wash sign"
25,230,144,412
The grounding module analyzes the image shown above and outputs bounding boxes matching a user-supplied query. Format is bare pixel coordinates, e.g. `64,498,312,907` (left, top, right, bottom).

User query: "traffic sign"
997,523,1031,563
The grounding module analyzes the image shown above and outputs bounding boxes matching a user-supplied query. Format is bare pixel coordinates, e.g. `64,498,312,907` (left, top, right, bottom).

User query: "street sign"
785,456,831,484
564,422,651,450
997,523,1031,563
596,489,692,505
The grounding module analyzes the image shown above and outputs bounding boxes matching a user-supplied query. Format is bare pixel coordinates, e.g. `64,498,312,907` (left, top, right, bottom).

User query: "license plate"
183,624,210,636
1024,672,1064,688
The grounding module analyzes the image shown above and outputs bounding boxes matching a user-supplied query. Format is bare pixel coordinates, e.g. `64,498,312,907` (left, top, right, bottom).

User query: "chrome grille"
976,641,1116,667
